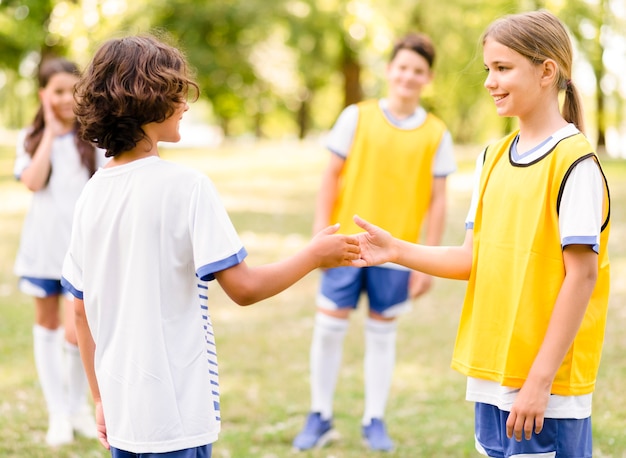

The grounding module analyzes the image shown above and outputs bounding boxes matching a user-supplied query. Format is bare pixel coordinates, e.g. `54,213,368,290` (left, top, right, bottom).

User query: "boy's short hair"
75,34,199,157
390,33,436,68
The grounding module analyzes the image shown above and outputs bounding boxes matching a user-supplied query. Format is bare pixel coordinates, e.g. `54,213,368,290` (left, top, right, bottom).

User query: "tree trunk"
341,37,362,108
297,98,309,140
220,118,230,138
596,83,605,147
254,112,264,139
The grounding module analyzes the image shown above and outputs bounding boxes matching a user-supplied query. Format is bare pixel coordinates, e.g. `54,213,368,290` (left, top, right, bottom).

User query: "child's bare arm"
215,224,362,305
74,298,109,450
353,215,473,280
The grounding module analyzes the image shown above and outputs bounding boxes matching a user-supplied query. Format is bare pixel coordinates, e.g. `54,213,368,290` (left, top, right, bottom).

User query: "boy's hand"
95,400,110,450
312,223,363,268
352,215,395,266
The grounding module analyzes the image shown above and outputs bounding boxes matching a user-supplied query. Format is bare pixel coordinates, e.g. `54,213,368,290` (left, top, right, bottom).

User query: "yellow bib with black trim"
451,131,611,396
331,99,446,241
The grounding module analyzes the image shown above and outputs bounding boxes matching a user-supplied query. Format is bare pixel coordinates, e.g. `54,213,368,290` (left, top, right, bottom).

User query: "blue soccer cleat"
292,412,338,451
362,418,394,452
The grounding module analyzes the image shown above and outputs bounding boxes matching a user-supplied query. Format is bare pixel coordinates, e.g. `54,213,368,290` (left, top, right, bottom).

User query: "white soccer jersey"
62,156,246,453
14,129,107,279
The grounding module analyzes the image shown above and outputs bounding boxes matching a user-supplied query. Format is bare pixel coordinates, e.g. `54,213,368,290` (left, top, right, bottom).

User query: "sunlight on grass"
1,143,625,457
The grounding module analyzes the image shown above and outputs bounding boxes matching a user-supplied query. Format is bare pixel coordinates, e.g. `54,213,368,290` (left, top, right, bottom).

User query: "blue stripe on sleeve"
562,236,599,254
60,277,83,300
328,148,347,159
196,247,248,281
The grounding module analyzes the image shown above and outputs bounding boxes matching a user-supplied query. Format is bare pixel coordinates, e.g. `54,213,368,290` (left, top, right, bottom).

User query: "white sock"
64,341,89,415
310,312,348,420
363,318,397,424
33,325,67,417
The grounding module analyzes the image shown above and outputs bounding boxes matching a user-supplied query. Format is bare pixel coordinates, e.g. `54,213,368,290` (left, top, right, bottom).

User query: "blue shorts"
318,266,411,316
110,444,212,458
19,277,69,298
475,402,592,458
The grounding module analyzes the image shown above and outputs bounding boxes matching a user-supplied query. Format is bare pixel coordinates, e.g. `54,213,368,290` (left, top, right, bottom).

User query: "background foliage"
0,0,625,151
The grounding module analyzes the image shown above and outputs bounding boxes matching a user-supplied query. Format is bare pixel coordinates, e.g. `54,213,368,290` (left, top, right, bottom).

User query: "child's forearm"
423,182,447,247
74,298,102,404
19,131,55,191
216,228,359,305
393,238,472,280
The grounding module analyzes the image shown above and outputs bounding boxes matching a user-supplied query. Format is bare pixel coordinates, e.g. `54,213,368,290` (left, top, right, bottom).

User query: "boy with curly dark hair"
61,34,362,457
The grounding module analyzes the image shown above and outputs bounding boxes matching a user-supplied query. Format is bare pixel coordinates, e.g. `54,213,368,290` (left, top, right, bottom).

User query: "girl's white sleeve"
559,157,604,253
13,129,31,179
325,104,359,158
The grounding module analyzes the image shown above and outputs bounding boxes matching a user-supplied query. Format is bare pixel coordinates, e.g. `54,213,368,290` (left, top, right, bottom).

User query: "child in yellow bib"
352,10,610,458
292,33,456,452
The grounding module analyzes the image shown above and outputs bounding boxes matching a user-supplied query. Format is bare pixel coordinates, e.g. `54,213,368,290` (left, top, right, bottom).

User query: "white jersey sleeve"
326,104,359,158
13,129,30,179
559,157,604,253
191,177,247,281
433,130,456,177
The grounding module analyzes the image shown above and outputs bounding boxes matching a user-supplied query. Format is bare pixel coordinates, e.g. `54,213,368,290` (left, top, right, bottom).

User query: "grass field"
1,140,625,457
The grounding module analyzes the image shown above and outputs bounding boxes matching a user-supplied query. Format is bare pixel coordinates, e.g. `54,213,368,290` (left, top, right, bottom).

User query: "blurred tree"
145,0,284,136
559,0,613,149
406,0,502,143
0,0,624,148
278,0,361,138
0,0,59,69
0,0,60,127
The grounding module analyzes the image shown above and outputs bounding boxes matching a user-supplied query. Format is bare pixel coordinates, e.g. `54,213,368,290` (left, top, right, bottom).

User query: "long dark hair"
24,58,97,176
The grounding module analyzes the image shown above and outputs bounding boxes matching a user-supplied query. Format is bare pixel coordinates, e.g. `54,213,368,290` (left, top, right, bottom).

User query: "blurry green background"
1,143,625,457
1,1,626,457
1,0,625,154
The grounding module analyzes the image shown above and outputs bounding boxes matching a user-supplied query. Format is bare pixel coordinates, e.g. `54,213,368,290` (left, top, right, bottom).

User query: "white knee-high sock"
33,325,66,417
310,313,349,420
64,341,89,415
363,318,397,424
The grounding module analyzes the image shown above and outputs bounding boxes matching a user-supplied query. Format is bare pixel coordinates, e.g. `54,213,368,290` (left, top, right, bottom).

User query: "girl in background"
14,57,104,447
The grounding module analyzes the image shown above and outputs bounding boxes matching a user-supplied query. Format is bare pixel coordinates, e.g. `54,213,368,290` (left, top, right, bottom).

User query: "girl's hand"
352,215,396,266
39,88,65,137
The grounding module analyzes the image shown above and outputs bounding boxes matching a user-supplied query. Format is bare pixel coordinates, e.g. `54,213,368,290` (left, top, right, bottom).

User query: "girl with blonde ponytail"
352,10,611,457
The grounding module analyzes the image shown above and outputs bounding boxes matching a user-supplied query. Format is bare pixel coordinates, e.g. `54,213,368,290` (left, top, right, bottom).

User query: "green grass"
1,141,625,457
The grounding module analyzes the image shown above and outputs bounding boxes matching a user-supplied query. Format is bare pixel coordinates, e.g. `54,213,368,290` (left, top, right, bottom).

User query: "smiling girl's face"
483,36,545,121
41,71,79,125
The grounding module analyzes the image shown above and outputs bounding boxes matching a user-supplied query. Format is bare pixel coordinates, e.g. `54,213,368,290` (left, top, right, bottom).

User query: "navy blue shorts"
475,402,592,458
19,277,69,298
318,266,411,316
110,444,212,458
